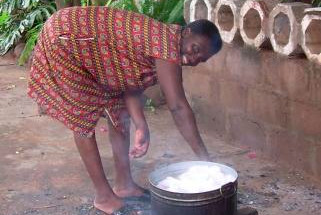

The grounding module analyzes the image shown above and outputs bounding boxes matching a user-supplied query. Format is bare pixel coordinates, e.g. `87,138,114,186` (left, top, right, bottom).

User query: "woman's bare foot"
94,191,124,214
113,183,146,198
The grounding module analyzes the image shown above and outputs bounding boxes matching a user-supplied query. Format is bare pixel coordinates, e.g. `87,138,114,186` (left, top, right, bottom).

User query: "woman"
28,6,222,215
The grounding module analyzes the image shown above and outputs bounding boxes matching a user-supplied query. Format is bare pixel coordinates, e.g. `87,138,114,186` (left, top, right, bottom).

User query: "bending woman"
28,6,222,215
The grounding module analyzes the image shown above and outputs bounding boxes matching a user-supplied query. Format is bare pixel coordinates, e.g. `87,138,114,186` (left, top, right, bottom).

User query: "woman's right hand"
129,126,150,159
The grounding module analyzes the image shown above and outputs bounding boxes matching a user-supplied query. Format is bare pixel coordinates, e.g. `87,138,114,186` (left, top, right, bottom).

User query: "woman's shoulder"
145,22,182,65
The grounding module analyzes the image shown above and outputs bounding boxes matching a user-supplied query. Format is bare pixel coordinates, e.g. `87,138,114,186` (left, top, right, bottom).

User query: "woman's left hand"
129,126,150,158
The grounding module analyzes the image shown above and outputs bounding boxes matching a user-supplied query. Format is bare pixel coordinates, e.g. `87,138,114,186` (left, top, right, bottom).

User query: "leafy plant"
144,98,156,112
0,0,56,64
106,0,185,25
81,0,90,6
106,0,139,12
18,23,43,65
0,12,10,32
312,0,321,6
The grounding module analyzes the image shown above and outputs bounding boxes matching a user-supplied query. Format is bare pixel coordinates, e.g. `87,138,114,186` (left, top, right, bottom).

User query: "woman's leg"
73,132,123,213
107,112,145,198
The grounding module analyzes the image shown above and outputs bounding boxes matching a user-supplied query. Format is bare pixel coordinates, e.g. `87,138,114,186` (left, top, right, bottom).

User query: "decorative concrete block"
190,0,217,22
239,0,270,48
184,0,193,23
304,7,321,16
214,0,244,44
301,8,321,64
269,2,311,56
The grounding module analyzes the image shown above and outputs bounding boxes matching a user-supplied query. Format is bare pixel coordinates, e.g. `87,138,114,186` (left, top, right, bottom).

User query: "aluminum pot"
149,161,238,215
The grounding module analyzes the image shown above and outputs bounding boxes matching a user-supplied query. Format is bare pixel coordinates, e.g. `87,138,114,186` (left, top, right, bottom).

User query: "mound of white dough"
157,165,235,193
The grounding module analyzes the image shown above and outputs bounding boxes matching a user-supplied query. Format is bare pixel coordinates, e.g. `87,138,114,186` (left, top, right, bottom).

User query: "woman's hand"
124,91,150,158
129,126,150,158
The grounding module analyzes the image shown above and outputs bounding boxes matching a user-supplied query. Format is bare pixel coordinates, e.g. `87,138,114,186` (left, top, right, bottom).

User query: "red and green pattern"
28,6,182,136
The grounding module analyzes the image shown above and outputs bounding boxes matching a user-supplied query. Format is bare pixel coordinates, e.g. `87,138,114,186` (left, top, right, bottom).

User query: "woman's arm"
155,59,210,160
124,91,147,129
124,91,150,158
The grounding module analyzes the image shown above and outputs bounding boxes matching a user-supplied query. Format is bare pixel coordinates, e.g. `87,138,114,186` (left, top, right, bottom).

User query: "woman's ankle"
94,187,115,202
113,183,145,198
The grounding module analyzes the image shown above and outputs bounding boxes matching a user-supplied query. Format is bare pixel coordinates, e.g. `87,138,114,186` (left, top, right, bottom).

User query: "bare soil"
1,63,321,215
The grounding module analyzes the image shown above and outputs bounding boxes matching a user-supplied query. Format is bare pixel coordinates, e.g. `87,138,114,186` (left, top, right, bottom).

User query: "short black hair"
185,19,222,55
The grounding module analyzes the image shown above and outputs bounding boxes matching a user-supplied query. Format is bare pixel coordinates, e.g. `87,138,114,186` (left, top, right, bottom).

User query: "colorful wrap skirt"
28,6,182,137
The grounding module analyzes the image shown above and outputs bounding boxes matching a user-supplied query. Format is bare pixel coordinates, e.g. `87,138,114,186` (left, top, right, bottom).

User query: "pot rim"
148,161,238,195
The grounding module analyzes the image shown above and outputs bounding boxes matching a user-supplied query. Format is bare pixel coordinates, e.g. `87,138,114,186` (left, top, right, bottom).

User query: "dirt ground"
1,60,321,215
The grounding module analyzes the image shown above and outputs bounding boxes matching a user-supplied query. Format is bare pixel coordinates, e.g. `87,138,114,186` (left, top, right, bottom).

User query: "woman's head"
180,19,222,66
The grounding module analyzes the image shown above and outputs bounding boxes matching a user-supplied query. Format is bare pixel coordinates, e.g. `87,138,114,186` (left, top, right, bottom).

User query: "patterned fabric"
28,6,182,137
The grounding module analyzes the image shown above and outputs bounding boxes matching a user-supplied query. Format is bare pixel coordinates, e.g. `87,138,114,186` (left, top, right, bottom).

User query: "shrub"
0,0,56,65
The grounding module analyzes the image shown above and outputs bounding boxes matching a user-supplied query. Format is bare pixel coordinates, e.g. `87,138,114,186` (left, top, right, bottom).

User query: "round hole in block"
273,12,291,47
305,19,321,55
218,5,234,31
243,8,261,39
195,0,208,20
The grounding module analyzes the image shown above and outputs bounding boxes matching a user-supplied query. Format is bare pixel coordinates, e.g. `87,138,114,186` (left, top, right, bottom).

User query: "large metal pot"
149,161,238,215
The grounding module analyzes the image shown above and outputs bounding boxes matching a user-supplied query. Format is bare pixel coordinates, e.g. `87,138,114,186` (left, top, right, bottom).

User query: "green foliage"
106,0,185,25
0,0,46,15
81,0,90,6
0,12,10,32
312,0,321,7
18,23,43,65
144,98,156,112
106,0,139,12
165,0,184,24
0,0,56,64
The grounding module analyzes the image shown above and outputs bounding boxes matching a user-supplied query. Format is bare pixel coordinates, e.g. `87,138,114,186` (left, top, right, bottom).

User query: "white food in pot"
157,165,236,193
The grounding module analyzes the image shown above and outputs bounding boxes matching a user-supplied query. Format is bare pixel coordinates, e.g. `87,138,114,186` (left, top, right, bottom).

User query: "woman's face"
181,29,213,67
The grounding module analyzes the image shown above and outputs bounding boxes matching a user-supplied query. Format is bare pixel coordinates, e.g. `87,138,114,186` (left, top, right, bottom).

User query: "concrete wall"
183,0,321,181
184,44,321,182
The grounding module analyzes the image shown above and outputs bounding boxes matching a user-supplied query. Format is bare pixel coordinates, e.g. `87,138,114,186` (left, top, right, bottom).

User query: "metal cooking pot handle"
219,182,237,198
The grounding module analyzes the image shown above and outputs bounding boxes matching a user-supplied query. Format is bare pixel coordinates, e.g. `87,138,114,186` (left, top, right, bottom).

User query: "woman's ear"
181,27,192,38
